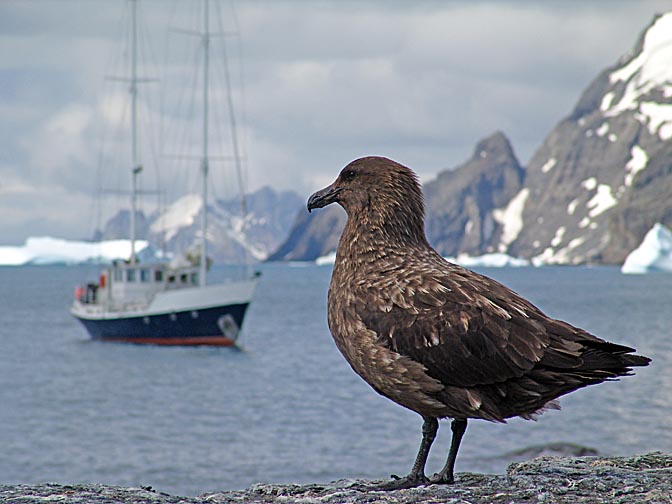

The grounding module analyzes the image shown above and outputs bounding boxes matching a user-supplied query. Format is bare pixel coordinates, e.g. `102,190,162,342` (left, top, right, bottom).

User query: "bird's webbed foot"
429,469,455,485
367,471,429,490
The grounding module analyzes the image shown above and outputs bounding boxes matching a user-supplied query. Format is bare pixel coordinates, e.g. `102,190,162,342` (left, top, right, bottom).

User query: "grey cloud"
1,0,670,244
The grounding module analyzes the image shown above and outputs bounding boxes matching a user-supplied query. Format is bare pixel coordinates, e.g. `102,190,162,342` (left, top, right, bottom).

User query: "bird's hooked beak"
307,184,341,213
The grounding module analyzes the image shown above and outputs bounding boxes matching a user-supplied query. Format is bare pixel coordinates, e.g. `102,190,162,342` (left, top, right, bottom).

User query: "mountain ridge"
97,186,303,263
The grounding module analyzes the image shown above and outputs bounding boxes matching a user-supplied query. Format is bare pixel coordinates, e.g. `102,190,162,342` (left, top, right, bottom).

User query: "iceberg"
315,250,530,268
621,223,672,273
0,237,151,266
315,251,337,266
446,253,531,268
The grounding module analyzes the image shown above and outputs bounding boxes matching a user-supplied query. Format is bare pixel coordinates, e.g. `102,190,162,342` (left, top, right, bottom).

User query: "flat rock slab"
2,452,671,504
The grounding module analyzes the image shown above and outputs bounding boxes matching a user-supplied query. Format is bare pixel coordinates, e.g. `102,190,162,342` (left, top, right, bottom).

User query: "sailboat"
71,0,258,346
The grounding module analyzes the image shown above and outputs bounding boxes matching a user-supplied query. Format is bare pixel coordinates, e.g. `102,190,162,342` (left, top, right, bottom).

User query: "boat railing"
73,262,203,313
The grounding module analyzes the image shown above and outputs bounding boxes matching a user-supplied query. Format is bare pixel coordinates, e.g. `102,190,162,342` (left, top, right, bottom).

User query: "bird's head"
307,156,426,241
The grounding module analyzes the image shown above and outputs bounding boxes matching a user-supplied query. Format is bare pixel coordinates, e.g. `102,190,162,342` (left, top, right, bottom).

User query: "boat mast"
200,0,210,287
129,0,142,264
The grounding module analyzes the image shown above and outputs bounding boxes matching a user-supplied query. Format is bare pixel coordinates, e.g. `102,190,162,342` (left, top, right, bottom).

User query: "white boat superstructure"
71,0,258,345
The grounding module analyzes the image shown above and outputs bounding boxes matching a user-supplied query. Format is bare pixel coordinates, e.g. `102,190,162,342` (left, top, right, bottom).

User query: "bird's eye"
343,169,356,181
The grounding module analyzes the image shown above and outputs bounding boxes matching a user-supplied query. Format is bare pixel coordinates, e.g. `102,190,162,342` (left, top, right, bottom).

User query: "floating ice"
621,223,672,273
0,237,150,266
315,251,337,266
316,251,530,268
447,253,530,268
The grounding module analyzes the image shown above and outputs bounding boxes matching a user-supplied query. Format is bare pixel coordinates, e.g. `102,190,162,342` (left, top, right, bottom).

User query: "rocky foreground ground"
1,452,670,504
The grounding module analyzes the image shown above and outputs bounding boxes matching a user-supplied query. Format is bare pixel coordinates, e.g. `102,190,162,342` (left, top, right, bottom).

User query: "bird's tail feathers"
620,353,651,367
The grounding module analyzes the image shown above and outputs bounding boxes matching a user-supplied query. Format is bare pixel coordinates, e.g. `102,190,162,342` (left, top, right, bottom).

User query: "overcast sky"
1,0,671,244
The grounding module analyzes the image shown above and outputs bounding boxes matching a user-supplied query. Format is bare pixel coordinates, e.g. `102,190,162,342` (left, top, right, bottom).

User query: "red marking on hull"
101,336,236,346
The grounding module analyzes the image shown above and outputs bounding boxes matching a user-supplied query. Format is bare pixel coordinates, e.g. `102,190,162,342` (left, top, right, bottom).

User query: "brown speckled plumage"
307,156,650,489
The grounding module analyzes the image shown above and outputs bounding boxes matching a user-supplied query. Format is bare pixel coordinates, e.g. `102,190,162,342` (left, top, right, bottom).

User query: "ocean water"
0,263,670,496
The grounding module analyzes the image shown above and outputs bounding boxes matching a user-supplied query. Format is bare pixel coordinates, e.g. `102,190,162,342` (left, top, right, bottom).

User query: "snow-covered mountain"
270,12,672,265
510,12,672,264
98,186,302,263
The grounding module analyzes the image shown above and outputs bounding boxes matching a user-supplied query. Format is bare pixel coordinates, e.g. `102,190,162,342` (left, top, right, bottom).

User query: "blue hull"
75,303,250,346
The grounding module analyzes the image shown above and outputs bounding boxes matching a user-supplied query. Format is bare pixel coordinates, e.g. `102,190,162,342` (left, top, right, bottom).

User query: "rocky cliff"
424,131,525,257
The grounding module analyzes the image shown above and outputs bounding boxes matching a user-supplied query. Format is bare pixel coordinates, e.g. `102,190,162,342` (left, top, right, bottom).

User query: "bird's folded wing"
358,267,553,388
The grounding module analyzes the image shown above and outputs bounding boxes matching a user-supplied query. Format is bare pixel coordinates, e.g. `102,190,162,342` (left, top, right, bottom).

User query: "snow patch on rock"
567,199,579,215
587,184,617,218
532,236,586,266
151,194,202,241
639,102,672,140
551,226,566,247
625,145,649,187
582,177,598,191
541,158,557,173
493,188,529,252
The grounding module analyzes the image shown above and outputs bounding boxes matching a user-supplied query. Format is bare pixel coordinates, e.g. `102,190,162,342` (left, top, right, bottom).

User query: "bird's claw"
429,471,455,485
369,473,429,491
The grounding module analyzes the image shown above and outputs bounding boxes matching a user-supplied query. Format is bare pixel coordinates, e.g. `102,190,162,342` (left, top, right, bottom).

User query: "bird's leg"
375,416,438,490
430,418,468,484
